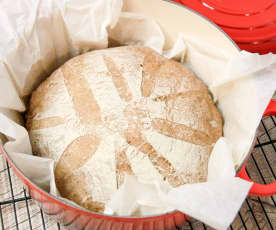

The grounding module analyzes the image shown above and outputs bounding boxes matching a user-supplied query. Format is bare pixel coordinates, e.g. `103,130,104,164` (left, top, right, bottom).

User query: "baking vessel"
1,0,276,229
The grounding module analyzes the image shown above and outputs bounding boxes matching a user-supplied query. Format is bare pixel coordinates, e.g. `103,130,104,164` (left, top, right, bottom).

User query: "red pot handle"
238,99,276,196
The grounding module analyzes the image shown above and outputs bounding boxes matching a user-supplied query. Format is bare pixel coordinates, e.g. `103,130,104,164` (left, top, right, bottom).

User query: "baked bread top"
26,46,222,212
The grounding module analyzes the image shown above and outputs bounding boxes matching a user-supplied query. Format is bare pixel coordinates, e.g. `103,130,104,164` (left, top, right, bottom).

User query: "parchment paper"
0,0,275,229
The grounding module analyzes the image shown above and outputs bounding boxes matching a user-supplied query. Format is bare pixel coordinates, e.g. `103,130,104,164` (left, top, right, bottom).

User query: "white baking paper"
0,0,275,229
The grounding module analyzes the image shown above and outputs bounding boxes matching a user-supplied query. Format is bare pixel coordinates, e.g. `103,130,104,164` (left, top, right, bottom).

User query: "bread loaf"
26,46,222,212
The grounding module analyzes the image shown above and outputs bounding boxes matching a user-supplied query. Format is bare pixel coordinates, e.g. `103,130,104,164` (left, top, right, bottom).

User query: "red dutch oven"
1,0,276,229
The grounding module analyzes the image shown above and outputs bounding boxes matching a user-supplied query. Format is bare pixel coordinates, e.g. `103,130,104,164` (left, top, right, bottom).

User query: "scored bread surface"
26,46,222,212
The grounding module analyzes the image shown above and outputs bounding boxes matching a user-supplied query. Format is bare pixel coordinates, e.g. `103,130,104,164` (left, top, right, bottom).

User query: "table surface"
0,95,276,230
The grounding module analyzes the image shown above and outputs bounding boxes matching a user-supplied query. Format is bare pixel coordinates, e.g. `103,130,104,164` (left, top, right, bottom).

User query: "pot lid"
178,0,276,54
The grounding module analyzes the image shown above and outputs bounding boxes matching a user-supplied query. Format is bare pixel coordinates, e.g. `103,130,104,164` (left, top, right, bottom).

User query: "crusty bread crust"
26,46,222,212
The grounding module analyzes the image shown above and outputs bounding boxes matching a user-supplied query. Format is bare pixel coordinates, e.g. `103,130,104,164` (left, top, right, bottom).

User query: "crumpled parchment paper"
0,0,275,229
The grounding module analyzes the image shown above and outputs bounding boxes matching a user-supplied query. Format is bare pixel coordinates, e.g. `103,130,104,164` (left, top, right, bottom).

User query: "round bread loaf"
26,46,222,212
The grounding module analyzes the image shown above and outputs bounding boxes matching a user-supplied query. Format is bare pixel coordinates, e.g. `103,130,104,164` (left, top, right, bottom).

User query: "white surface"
0,0,275,229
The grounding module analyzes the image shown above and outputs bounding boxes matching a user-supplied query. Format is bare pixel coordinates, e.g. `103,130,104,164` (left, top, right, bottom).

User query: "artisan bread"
26,46,222,212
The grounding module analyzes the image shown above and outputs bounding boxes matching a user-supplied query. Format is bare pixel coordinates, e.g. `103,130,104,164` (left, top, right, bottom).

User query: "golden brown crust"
152,91,222,145
61,56,102,127
26,69,64,131
55,135,100,180
103,55,133,102
28,116,64,131
115,147,134,188
56,170,105,212
26,46,223,212
123,103,184,187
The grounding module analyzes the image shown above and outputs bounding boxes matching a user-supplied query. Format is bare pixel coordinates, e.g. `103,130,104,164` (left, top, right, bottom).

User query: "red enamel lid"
177,0,276,54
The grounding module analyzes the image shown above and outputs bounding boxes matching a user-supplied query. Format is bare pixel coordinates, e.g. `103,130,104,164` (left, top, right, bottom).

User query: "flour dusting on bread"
27,46,222,212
